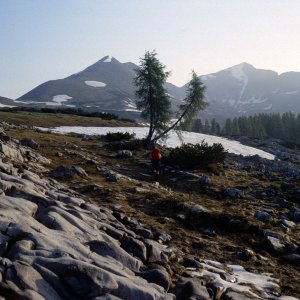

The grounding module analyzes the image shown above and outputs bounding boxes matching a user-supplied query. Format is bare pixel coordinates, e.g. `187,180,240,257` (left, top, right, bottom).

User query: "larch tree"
134,51,208,144
153,70,207,142
134,51,172,144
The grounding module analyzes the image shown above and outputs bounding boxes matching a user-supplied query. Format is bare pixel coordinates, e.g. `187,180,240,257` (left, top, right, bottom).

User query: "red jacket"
151,148,161,161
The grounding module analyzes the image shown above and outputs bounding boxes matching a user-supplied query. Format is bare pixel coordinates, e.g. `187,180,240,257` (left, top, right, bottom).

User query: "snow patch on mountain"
13,100,30,104
123,98,136,109
103,55,112,63
264,104,273,110
52,95,72,104
285,90,298,95
240,96,268,105
231,64,247,81
228,99,236,106
28,95,73,107
85,81,107,88
201,74,216,81
0,103,15,108
123,98,141,112
230,64,249,105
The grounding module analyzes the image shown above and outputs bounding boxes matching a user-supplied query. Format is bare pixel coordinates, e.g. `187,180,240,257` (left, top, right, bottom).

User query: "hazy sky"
1,0,300,99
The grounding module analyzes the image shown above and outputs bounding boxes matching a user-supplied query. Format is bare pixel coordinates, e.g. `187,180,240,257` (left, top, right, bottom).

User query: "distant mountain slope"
18,56,138,115
15,57,300,122
17,55,182,119
0,96,18,108
196,63,300,122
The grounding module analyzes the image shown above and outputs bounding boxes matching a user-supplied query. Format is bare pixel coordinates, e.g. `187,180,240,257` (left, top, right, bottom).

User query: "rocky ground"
0,120,300,299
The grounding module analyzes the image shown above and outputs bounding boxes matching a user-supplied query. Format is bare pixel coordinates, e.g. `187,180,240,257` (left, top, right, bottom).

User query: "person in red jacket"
150,143,162,180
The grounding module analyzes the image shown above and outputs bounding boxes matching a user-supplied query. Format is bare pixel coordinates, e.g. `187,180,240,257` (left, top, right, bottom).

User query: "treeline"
0,106,119,120
192,112,300,144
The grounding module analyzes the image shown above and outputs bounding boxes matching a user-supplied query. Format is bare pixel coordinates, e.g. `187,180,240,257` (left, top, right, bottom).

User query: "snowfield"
47,126,275,160
85,81,107,87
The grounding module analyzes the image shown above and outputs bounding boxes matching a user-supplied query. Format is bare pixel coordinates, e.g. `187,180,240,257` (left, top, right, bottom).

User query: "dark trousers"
152,160,160,173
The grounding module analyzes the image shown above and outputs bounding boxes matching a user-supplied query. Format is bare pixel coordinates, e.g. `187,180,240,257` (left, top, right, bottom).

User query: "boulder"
5,261,61,300
52,165,88,178
133,226,153,239
121,236,147,262
206,281,226,299
20,138,39,149
191,204,211,215
255,211,271,222
289,208,300,222
106,173,118,182
222,289,257,300
144,239,171,263
283,254,300,265
117,150,133,158
266,236,285,253
182,257,202,268
156,232,172,244
0,143,24,162
175,277,210,300
199,176,210,186
223,188,244,198
138,266,171,291
88,240,142,272
34,258,119,298
281,219,296,228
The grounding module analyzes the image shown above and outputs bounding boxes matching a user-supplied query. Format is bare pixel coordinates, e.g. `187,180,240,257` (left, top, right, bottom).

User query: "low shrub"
164,141,227,170
105,131,135,142
105,139,144,151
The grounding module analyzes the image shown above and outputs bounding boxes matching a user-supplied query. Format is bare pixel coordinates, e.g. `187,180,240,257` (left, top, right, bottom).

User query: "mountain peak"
101,55,113,63
229,62,255,71
228,63,252,82
96,55,119,64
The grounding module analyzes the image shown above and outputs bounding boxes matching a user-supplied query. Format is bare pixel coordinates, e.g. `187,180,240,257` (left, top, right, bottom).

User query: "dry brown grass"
0,111,136,127
5,123,300,298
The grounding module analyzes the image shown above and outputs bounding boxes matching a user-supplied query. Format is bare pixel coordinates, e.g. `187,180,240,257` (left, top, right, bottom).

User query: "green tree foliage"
153,70,207,141
105,132,135,142
134,51,172,143
193,112,300,146
134,52,207,143
210,118,220,135
164,141,227,170
222,118,232,136
192,119,203,132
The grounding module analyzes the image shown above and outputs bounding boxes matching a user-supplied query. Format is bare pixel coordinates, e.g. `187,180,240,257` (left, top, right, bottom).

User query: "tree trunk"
153,104,191,142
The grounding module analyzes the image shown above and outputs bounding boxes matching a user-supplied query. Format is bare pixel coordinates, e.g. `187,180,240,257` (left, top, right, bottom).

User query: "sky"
1,0,300,99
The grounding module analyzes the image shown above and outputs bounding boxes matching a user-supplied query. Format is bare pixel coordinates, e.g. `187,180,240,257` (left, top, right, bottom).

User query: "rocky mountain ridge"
197,63,300,122
0,121,300,299
1,57,299,122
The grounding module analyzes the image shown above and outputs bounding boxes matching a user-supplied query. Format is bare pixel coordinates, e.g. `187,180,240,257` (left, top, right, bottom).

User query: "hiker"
150,143,162,180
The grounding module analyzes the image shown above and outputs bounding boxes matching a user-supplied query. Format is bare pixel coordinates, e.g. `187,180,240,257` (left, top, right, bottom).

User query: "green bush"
164,141,227,170
105,131,135,142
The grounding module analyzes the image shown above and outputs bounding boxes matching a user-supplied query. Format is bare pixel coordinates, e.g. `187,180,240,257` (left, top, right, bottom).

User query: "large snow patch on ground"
47,126,275,160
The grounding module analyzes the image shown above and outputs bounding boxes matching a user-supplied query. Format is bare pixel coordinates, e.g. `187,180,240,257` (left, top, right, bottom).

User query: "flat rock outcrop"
0,124,299,299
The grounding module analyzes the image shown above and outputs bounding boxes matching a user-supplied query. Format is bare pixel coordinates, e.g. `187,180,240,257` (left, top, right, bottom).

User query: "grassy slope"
0,111,137,127
5,122,300,297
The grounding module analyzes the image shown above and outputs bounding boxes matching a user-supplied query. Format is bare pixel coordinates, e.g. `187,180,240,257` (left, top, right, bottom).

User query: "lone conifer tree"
153,71,207,142
134,51,172,143
135,52,207,144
